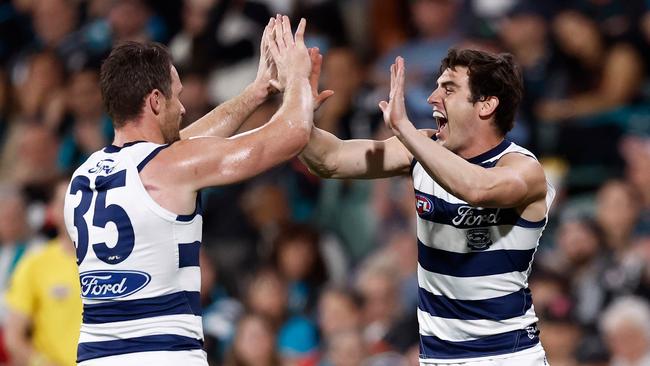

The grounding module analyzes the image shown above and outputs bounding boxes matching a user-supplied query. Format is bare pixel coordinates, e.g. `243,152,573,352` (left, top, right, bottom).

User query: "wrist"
247,81,272,103
392,118,416,139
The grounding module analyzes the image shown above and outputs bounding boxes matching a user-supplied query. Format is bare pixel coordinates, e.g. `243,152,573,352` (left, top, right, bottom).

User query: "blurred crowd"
0,0,649,365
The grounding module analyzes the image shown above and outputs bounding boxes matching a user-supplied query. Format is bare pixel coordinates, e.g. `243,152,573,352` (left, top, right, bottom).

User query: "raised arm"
179,18,280,139
380,57,546,208
299,127,425,179
297,46,416,179
158,17,313,190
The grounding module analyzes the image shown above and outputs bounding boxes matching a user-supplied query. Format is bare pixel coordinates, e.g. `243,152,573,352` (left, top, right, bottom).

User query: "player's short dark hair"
99,41,173,127
440,48,523,136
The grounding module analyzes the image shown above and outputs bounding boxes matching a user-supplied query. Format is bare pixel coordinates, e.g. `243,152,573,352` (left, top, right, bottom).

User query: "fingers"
309,47,323,93
281,15,294,47
295,18,306,45
389,62,396,100
395,56,405,99
261,18,272,49
266,19,281,62
274,14,286,50
314,90,335,110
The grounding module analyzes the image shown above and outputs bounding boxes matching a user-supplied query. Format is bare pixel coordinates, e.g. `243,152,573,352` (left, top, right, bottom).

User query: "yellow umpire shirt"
5,239,81,366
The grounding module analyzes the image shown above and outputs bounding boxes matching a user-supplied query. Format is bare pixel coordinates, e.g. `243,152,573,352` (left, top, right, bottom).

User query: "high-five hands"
254,18,281,95
307,47,334,111
379,56,412,136
266,15,311,87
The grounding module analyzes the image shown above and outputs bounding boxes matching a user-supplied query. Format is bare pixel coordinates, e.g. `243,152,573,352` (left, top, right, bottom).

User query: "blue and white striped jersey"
411,139,554,363
63,141,206,365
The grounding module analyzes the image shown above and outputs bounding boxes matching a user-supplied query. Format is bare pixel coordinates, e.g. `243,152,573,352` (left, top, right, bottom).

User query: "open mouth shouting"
433,110,448,138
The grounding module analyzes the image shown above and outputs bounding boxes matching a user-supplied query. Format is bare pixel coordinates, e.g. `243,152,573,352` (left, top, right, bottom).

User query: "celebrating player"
301,49,555,365
64,16,312,365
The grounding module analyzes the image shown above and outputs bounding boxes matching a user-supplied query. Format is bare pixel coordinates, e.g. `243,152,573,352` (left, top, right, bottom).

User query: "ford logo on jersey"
415,194,433,215
80,270,150,299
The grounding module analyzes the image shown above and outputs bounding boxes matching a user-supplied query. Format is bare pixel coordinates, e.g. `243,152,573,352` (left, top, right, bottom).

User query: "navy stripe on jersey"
420,326,539,360
82,291,201,324
103,141,147,153
137,144,171,172
418,287,533,320
178,241,200,267
414,189,545,228
177,192,203,222
418,240,535,277
466,140,511,164
77,334,203,362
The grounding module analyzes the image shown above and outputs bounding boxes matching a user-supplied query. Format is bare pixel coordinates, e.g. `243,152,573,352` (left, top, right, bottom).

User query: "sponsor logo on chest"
88,159,117,174
79,270,150,299
452,206,501,226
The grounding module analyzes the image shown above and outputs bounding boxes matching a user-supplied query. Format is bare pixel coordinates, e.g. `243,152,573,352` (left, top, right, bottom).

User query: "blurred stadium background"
0,0,649,365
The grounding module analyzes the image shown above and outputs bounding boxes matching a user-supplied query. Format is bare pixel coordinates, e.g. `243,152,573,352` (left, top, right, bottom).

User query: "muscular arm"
180,19,278,139
396,125,546,207
299,127,431,179
179,83,269,139
161,76,313,190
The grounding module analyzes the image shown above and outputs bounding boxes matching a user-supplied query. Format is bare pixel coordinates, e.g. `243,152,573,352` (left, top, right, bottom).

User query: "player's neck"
456,133,505,161
112,119,165,146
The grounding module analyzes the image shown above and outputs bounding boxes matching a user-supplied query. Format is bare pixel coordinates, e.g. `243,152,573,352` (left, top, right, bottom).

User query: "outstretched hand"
378,57,413,135
266,15,311,88
308,47,334,111
255,18,281,94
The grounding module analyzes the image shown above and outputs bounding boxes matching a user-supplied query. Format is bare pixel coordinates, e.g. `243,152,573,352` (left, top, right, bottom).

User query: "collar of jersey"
104,140,147,153
465,139,511,165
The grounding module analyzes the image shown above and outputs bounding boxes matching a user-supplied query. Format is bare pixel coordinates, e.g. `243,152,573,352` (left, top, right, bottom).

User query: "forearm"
180,82,268,139
277,77,313,132
395,123,489,204
299,128,342,178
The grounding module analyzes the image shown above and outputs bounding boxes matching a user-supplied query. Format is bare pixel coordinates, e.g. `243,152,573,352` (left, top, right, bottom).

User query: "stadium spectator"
600,296,650,366
3,178,81,366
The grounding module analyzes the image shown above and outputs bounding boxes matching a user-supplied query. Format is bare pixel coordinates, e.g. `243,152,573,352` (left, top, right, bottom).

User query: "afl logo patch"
415,194,433,215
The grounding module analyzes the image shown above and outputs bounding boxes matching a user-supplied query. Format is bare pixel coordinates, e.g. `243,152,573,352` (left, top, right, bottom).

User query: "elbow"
462,188,486,207
281,118,311,158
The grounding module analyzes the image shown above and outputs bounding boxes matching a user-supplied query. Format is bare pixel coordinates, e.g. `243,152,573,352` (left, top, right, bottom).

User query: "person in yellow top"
4,178,81,366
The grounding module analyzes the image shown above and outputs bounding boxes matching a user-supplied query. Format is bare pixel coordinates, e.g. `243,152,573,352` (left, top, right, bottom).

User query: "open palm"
379,57,410,134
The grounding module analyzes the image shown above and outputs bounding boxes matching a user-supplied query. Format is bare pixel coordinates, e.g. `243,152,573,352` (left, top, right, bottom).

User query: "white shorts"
77,349,208,366
420,344,548,366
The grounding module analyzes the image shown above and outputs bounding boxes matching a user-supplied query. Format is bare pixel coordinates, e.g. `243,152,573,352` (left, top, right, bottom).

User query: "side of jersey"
412,140,555,363
63,142,204,363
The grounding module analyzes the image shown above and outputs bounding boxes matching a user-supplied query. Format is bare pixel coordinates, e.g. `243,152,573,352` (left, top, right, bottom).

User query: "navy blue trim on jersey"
414,189,527,228
418,287,533,321
137,144,171,172
420,326,539,360
176,192,203,222
178,241,200,268
410,158,418,175
82,291,201,324
103,141,147,153
77,334,203,362
466,139,511,164
418,240,535,277
515,216,546,228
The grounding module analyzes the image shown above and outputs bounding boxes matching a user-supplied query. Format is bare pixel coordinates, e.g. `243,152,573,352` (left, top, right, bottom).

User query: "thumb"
378,101,388,113
317,90,335,101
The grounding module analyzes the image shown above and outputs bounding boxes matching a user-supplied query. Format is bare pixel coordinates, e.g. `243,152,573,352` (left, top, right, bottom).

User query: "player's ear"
149,89,163,115
478,96,499,119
